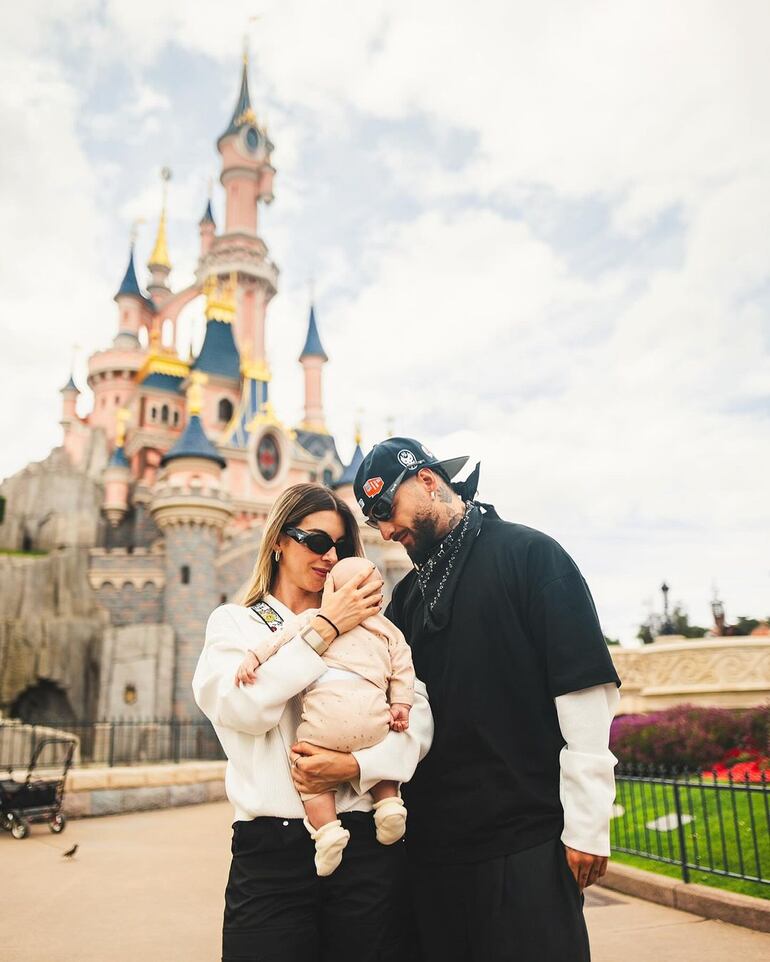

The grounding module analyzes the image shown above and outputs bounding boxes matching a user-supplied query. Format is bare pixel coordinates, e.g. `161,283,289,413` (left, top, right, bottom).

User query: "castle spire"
148,168,172,273
298,303,329,434
299,304,328,362
115,244,143,301
219,55,256,143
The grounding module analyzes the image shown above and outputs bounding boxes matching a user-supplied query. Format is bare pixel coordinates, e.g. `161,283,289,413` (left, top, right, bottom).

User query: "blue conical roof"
109,445,129,468
60,374,79,394
299,305,328,362
161,415,226,468
114,245,156,310
192,319,241,381
115,246,142,299
336,443,363,487
200,199,216,226
218,61,253,143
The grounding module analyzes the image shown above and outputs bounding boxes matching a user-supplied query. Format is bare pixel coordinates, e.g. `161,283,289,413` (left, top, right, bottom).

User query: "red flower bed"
702,747,770,782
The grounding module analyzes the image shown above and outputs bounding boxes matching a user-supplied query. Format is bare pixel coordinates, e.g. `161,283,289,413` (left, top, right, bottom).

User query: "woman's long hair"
241,483,364,607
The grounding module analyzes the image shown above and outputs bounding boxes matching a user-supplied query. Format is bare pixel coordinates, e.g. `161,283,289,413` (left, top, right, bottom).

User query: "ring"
291,757,299,769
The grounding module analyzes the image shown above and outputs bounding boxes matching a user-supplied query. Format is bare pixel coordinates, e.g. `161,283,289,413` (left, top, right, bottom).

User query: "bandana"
415,499,484,632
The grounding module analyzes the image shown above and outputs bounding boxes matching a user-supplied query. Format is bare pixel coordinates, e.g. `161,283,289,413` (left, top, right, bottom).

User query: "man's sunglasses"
283,526,355,558
365,468,408,528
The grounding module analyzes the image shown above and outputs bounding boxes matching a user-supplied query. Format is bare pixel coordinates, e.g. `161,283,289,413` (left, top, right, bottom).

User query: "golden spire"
354,422,362,446
187,371,208,416
115,407,131,447
148,168,172,271
203,272,237,322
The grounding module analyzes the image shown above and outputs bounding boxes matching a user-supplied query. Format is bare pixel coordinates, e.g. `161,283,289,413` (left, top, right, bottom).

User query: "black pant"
222,812,402,962
403,835,590,962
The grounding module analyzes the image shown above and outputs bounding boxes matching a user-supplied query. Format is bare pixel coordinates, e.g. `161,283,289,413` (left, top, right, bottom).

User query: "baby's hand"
389,703,411,732
234,650,259,687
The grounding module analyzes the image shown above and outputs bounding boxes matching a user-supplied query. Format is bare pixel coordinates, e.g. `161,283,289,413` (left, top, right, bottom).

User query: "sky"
1,0,768,645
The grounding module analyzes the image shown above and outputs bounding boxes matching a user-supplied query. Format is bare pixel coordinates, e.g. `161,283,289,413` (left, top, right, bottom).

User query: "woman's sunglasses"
283,526,355,558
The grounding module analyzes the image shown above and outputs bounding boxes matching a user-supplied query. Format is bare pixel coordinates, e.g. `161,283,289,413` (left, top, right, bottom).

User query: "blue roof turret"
60,374,79,394
114,245,156,310
161,414,226,469
200,199,216,227
218,60,254,144
299,305,328,362
336,443,364,487
109,445,130,468
192,319,241,381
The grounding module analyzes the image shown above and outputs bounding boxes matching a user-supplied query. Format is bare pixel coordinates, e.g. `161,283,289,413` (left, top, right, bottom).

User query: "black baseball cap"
353,437,469,519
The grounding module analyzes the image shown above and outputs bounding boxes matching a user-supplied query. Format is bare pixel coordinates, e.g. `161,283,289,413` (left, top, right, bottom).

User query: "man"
351,437,620,962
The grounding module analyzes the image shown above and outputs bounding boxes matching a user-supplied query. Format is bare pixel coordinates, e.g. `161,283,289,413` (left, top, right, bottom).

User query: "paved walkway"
2,802,769,961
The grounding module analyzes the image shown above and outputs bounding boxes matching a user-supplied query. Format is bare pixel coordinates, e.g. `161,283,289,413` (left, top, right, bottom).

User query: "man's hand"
290,742,360,796
564,846,608,891
389,704,411,732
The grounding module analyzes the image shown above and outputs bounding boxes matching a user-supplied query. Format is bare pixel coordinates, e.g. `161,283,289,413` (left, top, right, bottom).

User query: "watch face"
256,433,280,481
245,125,260,152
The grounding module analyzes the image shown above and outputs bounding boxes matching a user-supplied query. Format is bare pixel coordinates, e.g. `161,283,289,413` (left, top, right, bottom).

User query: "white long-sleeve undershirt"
555,682,620,857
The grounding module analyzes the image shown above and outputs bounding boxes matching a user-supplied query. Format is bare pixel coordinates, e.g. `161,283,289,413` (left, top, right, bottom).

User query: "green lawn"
611,775,770,901
0,549,48,556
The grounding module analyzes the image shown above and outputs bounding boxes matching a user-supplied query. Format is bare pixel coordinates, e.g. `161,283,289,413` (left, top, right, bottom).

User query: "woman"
192,482,433,962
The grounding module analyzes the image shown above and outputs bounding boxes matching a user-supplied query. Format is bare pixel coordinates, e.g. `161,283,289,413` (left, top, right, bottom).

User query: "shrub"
610,704,769,771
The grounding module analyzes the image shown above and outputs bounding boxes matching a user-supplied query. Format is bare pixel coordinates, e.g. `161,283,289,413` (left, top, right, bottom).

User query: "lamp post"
660,581,674,635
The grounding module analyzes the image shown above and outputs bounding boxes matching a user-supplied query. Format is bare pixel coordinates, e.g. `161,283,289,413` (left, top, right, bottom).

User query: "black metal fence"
1,719,225,770
612,767,770,888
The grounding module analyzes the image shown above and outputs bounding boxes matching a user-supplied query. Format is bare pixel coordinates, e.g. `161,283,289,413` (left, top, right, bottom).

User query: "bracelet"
315,613,340,638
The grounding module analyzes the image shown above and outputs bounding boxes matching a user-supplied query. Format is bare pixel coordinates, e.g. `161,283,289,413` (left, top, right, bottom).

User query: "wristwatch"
299,622,331,657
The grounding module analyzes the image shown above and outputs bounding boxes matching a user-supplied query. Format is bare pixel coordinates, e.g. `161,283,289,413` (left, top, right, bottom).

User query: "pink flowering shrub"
610,704,769,771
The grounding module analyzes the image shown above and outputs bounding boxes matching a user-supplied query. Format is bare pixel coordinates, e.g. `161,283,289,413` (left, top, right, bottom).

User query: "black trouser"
403,835,590,962
222,812,402,962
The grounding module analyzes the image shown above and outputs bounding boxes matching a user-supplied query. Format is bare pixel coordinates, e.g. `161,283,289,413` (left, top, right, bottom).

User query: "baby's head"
330,556,381,590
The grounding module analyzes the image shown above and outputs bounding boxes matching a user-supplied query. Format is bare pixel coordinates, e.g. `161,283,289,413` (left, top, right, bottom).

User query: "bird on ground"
62,844,78,859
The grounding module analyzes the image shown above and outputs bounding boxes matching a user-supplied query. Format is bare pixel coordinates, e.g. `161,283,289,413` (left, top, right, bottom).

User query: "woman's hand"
316,565,384,636
233,650,259,687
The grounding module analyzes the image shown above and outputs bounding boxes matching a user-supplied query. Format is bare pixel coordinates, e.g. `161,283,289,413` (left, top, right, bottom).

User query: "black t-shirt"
387,505,620,864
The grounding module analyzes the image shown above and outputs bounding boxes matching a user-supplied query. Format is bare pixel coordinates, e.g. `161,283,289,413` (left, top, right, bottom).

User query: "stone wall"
0,446,106,551
163,523,222,718
89,547,165,625
611,635,770,713
97,624,174,719
0,548,107,720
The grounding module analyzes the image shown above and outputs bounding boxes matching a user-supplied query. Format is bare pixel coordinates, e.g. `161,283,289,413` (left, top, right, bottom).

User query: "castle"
0,55,409,725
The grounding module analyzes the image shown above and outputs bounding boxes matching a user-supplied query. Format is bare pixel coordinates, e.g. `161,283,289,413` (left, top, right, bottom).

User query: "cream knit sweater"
192,596,434,823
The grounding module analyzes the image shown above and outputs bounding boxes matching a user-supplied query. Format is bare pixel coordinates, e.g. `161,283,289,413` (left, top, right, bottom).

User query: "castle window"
218,398,234,423
150,406,157,421
161,404,169,424
323,468,334,487
115,395,120,404
173,410,180,426
180,565,191,585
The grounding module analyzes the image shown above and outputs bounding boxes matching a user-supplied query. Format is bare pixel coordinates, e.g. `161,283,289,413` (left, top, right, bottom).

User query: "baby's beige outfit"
250,610,415,752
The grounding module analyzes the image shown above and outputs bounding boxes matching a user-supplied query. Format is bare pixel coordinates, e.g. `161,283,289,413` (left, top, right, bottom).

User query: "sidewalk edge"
598,862,770,933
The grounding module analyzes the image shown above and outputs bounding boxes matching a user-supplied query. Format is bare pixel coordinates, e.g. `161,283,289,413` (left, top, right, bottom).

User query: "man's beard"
404,508,443,566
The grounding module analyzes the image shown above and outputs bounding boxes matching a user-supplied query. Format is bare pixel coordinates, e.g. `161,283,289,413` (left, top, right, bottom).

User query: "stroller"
1,736,76,839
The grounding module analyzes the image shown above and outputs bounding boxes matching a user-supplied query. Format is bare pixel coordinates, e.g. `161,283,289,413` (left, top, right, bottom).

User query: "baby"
237,556,415,876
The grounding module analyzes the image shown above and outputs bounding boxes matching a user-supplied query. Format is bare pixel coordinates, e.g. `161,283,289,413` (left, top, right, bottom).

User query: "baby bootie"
304,818,350,876
373,796,407,845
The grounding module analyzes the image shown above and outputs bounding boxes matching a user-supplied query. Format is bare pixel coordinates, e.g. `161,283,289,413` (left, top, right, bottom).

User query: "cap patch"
358,498,365,509
363,477,384,498
398,449,418,468
420,444,434,458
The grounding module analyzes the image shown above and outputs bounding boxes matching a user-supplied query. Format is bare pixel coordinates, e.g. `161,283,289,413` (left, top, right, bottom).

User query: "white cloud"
1,1,768,643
